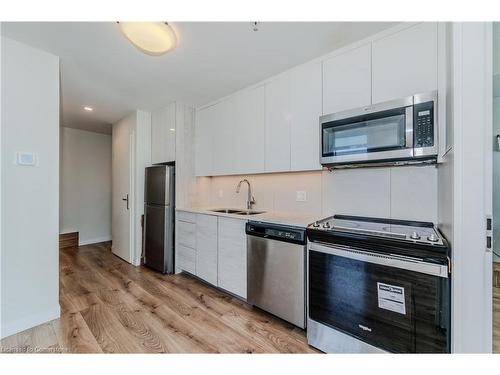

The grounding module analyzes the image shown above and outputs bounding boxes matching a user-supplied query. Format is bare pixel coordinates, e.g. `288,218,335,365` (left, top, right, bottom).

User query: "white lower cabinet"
217,217,247,299
175,211,248,299
195,214,218,285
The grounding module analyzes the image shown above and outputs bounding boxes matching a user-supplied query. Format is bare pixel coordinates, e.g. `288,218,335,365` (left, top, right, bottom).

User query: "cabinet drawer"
177,220,196,248
177,210,196,223
177,245,196,274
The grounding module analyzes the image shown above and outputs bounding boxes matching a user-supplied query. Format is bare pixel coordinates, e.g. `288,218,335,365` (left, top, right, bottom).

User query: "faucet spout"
236,179,256,210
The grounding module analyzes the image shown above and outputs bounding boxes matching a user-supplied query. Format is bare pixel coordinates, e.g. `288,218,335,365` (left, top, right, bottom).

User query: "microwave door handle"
405,106,414,152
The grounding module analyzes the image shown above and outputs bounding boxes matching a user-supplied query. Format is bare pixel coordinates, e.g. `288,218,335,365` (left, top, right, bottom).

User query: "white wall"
493,96,500,262
59,127,112,245
201,165,438,223
447,22,492,353
1,37,60,338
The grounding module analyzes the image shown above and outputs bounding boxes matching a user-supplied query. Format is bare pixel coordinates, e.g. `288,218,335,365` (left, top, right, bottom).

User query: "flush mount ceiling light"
83,106,93,112
117,22,177,56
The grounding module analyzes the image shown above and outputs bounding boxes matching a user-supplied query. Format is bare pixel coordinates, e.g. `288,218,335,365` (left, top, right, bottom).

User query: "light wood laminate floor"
1,242,317,353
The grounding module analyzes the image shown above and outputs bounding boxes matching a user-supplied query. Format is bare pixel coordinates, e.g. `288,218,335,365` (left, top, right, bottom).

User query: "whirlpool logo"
358,324,372,332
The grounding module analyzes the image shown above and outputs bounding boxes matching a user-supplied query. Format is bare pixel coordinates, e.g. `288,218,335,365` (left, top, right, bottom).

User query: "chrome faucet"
236,179,256,210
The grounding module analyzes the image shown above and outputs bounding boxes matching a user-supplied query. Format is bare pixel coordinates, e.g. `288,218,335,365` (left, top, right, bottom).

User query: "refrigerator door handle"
122,194,129,210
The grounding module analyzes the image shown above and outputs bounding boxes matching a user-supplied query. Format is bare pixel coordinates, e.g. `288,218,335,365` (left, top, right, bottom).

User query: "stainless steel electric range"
306,215,451,353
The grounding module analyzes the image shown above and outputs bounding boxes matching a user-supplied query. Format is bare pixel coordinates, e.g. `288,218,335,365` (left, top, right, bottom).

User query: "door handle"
122,194,129,210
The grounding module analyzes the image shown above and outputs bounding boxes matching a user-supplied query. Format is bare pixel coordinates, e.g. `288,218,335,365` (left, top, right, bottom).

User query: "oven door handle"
309,242,448,278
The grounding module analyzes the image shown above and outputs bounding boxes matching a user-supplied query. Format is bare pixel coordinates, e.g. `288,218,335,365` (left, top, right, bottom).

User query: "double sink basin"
210,208,266,216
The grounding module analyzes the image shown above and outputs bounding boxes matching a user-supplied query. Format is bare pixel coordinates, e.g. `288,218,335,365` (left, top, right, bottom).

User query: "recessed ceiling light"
83,106,93,112
118,22,177,56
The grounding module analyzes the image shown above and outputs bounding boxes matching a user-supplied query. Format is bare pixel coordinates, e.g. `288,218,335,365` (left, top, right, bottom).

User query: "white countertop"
176,207,320,228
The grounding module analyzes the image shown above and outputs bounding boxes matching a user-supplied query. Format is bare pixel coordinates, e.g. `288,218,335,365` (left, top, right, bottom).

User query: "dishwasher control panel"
246,222,306,245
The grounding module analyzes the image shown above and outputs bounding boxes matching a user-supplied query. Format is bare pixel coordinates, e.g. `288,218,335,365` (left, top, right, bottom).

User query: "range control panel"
414,101,435,148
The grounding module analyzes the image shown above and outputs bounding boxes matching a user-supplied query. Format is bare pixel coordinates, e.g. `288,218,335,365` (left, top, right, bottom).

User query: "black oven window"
322,108,407,157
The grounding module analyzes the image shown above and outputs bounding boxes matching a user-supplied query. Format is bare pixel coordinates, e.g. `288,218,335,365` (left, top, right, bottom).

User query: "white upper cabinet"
235,86,266,174
290,62,322,171
196,87,265,176
195,104,214,176
322,44,372,114
372,22,438,103
265,75,291,172
212,97,237,175
151,103,176,164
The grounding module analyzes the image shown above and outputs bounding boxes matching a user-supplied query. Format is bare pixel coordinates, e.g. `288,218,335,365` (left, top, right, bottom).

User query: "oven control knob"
322,222,331,229
313,221,320,228
427,233,438,242
410,231,421,240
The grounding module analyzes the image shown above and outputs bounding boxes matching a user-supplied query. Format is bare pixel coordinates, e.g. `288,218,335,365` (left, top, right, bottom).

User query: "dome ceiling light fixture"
117,22,177,56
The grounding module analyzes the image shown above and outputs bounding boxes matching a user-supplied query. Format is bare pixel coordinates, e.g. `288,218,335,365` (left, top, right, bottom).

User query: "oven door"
308,242,450,353
320,97,414,165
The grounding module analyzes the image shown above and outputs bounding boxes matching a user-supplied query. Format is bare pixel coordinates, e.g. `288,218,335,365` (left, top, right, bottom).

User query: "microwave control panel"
414,101,435,148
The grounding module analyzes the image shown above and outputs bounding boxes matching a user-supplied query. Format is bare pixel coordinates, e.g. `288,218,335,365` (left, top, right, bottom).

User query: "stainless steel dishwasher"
246,221,306,328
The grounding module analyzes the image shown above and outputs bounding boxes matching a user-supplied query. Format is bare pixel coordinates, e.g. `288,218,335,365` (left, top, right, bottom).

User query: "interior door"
112,119,133,263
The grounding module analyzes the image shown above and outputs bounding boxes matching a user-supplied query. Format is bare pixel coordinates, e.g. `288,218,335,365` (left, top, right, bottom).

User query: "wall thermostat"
16,152,37,166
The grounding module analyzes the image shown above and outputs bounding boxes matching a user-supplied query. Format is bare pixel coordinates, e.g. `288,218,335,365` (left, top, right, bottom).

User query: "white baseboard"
1,305,60,339
79,235,111,246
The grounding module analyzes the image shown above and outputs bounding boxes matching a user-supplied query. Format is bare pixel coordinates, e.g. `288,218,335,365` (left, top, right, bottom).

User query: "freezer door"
144,204,174,273
145,165,173,205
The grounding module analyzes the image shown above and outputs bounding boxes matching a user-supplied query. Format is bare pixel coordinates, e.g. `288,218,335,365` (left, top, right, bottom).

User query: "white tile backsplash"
196,165,439,223
390,165,438,222
322,168,391,217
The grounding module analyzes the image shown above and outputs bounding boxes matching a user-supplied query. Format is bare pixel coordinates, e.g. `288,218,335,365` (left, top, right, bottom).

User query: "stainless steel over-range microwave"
320,91,438,167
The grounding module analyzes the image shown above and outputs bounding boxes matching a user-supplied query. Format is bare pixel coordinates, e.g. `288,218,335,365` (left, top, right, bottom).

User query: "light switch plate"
296,190,307,202
218,189,224,198
16,152,37,166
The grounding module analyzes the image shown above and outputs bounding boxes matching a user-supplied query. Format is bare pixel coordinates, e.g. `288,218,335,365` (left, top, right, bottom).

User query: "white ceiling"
2,22,397,134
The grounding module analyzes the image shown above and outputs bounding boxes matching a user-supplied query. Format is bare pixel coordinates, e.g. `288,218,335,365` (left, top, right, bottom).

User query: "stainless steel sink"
210,209,244,214
209,208,266,215
236,210,266,215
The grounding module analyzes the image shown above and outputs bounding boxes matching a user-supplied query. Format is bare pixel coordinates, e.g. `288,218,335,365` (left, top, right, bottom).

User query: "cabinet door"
265,75,291,172
218,217,247,299
195,214,218,285
322,44,372,115
235,86,266,174
151,103,176,164
212,98,237,175
290,62,322,171
195,105,214,176
372,22,438,103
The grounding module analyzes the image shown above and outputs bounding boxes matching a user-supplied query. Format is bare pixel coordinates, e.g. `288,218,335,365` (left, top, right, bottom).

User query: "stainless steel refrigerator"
143,165,175,273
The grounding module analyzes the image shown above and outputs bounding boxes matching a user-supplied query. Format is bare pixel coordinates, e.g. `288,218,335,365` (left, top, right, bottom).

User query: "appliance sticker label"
377,282,406,315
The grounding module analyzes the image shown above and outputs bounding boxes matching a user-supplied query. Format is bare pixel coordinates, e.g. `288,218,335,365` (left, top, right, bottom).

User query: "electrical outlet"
296,190,307,202
218,189,224,198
